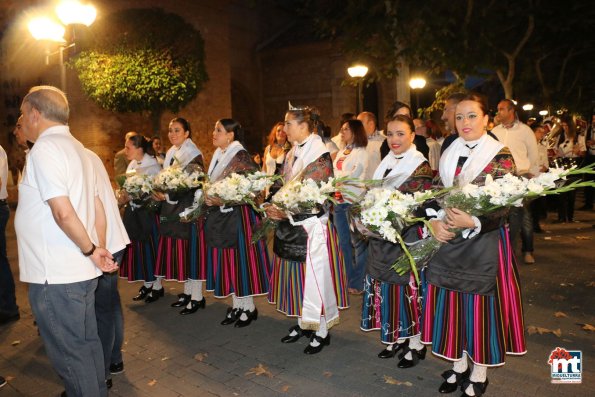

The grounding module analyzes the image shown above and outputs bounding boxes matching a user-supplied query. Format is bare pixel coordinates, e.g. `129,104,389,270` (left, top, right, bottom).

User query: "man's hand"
90,247,118,273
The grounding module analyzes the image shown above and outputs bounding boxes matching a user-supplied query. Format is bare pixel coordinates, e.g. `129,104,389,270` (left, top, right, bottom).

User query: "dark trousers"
509,205,534,253
583,153,595,207
0,203,18,315
95,250,124,381
557,190,576,222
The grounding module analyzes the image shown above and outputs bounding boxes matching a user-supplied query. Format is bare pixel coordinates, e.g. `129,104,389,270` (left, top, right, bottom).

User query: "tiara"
288,101,309,111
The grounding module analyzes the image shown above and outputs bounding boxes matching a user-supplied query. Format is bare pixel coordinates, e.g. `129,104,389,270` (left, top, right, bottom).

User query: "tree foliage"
72,8,208,116
303,0,594,112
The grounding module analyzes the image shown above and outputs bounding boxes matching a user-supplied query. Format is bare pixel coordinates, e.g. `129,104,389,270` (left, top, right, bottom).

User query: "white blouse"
333,146,368,202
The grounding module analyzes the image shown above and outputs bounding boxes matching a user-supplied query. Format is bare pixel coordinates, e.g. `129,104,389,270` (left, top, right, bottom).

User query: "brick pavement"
1,209,594,396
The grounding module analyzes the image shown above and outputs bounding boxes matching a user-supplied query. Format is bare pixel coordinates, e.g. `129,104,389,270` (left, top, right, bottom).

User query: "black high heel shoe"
180,298,206,315
396,345,427,368
171,293,191,308
221,307,240,325
460,378,489,397
378,340,409,359
281,325,313,343
438,368,471,394
303,333,331,355
145,287,164,303
133,286,152,301
234,308,258,328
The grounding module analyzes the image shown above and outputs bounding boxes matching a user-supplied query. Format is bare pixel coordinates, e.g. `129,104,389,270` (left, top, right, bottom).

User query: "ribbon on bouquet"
288,213,339,330
165,193,178,205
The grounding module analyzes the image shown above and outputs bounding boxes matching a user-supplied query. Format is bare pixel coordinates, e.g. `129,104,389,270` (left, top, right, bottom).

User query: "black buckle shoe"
304,333,331,355
234,308,258,328
109,361,124,375
180,298,206,315
133,286,152,301
171,293,191,307
221,307,239,325
460,378,489,397
378,340,409,358
145,287,164,303
397,345,427,368
438,368,470,393
281,325,313,343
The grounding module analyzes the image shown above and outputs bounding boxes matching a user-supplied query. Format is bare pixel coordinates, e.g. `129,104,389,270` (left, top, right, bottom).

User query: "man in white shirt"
15,86,116,397
492,99,540,264
357,111,385,179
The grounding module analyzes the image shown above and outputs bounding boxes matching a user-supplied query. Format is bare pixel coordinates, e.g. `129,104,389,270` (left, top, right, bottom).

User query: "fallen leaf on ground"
245,363,273,378
11,340,20,346
543,237,552,240
586,281,595,287
281,385,291,392
554,312,568,318
550,294,566,301
526,325,562,337
148,379,157,386
383,375,412,386
578,323,595,332
560,283,574,287
194,353,208,362
161,356,170,361
323,371,332,378
575,236,591,240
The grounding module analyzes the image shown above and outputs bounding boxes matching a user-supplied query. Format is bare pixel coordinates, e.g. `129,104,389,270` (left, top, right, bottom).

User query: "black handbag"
272,211,323,262
204,206,240,248
122,204,153,241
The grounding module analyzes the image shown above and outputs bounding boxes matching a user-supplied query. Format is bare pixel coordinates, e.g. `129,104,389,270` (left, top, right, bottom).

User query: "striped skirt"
421,227,526,366
268,220,349,316
119,214,159,282
154,219,207,282
360,273,423,344
206,206,270,298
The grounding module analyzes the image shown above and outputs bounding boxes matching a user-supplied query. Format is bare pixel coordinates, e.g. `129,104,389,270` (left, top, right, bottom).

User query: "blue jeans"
29,279,107,397
0,204,18,315
95,250,124,380
333,203,368,290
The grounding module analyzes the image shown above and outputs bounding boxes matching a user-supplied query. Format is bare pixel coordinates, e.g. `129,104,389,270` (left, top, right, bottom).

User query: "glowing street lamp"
27,1,97,91
539,110,549,116
522,104,534,111
347,64,368,114
409,77,426,112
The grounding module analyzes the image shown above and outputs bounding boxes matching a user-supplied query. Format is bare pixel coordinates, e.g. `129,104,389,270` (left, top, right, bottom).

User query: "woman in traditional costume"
154,117,207,315
266,104,349,355
119,134,162,302
360,115,433,367
204,118,270,327
422,93,526,396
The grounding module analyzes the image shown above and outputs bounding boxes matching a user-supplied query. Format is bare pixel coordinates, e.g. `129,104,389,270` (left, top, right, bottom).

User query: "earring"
227,139,231,144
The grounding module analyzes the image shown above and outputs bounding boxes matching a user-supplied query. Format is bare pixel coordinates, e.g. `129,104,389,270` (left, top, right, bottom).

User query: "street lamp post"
27,1,96,92
347,64,368,114
409,77,426,114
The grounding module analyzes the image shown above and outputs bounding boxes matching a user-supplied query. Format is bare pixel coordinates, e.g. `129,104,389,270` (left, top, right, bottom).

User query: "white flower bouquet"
394,164,595,273
206,171,280,210
122,172,154,201
153,164,205,194
270,177,342,214
351,188,439,283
